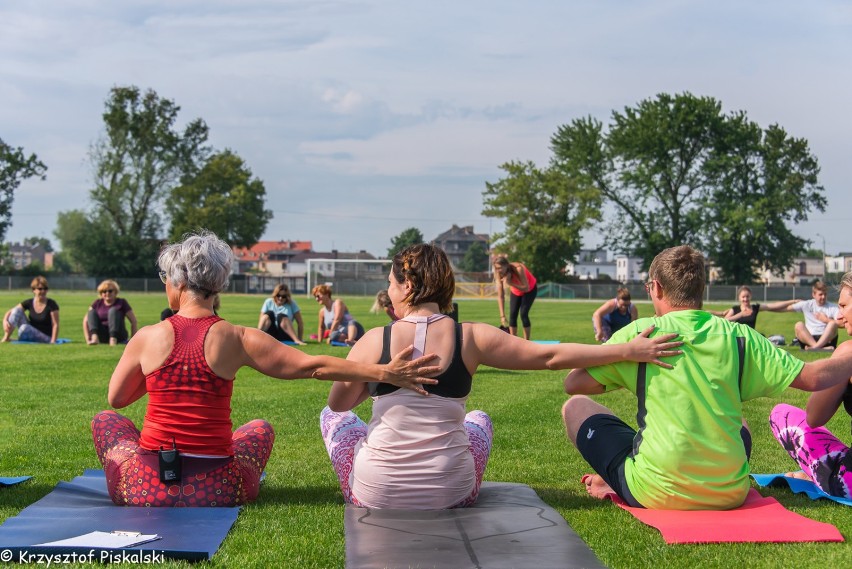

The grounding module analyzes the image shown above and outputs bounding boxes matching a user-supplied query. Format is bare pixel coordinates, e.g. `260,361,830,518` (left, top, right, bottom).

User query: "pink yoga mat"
610,489,843,544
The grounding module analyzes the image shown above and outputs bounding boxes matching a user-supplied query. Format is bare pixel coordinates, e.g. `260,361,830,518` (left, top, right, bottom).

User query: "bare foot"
87,334,99,345
785,471,812,481
1,333,10,342
109,338,118,346
581,474,616,500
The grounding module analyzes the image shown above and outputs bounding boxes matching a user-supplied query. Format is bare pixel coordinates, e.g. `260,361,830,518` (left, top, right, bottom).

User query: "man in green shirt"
562,245,852,510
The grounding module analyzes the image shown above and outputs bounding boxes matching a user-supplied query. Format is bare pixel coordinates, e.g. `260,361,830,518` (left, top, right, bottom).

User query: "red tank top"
509,264,537,296
139,315,234,456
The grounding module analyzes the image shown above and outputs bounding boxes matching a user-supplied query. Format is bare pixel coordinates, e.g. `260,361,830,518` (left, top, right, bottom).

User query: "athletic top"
603,299,634,333
792,299,839,335
730,304,760,329
509,265,537,296
20,298,59,337
352,316,474,509
140,315,234,456
89,298,132,327
260,297,300,319
322,304,353,329
588,311,803,510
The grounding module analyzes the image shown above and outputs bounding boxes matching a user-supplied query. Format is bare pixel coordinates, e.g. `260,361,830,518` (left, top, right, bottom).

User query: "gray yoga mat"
345,481,606,569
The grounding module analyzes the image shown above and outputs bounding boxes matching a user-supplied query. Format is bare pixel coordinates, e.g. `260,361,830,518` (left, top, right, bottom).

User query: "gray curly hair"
158,231,233,298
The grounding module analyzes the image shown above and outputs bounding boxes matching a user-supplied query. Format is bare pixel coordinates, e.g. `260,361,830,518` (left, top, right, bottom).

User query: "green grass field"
0,291,850,568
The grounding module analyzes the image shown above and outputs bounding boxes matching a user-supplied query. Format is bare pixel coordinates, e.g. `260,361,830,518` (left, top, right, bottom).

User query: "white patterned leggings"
320,406,493,508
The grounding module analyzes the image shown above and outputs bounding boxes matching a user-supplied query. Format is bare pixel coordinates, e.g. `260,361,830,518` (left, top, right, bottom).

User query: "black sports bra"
369,321,472,398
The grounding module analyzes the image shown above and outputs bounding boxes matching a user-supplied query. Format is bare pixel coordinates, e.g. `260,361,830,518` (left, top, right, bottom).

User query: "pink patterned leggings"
92,410,274,506
769,403,852,498
320,406,493,508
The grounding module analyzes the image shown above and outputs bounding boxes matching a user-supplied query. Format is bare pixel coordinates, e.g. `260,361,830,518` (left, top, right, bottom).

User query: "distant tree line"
3,91,827,283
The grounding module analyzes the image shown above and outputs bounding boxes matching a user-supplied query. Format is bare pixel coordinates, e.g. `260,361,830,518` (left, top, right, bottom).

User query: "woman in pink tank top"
493,256,537,340
321,244,682,510
92,231,442,507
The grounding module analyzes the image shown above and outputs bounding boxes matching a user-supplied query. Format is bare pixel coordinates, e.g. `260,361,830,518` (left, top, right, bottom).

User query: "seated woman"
83,280,138,346
92,231,440,507
312,284,365,345
321,244,680,509
370,289,399,322
592,287,638,342
258,284,305,345
2,276,60,343
769,271,852,497
722,285,801,330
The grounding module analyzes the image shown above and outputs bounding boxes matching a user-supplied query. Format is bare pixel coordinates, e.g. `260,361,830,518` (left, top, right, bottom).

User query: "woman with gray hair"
92,231,440,507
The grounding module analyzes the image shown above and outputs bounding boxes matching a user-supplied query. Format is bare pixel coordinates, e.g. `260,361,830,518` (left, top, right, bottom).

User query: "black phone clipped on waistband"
158,438,181,482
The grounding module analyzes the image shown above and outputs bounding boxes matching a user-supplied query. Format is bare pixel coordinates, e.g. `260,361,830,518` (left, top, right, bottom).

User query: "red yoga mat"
610,489,843,544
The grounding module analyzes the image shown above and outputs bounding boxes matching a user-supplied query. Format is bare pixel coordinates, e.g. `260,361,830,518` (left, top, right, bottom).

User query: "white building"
615,255,646,283
565,249,617,280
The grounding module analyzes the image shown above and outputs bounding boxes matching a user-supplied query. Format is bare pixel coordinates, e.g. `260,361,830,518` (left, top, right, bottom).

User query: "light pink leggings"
769,403,852,498
320,406,493,507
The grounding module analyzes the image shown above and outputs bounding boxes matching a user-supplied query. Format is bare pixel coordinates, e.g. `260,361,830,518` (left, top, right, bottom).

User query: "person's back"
352,316,475,508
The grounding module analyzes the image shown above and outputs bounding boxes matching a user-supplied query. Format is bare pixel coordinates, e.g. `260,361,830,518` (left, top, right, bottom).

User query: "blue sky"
2,1,850,257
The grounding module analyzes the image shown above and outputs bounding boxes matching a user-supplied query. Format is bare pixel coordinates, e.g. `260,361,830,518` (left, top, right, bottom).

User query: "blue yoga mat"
532,340,560,344
751,473,852,506
0,476,32,487
9,338,72,344
0,470,239,561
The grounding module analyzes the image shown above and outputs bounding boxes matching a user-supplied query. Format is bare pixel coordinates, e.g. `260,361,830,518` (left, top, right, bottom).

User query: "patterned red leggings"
92,410,274,507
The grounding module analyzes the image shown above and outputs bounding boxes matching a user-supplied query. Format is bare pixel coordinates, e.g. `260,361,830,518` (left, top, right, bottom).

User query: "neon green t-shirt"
587,310,804,510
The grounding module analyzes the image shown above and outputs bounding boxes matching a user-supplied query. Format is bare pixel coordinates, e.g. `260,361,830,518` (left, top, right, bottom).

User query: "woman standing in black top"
2,276,60,343
723,286,800,329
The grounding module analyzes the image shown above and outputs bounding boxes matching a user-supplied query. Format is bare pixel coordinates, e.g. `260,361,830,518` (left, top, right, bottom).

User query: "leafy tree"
57,86,209,276
1,137,47,242
387,227,424,258
167,149,271,247
551,93,723,268
702,121,824,283
23,236,53,252
550,93,824,281
457,240,489,272
482,161,601,282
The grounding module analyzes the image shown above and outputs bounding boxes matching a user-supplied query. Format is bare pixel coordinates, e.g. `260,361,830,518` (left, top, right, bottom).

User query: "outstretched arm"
468,323,681,371
764,299,803,312
231,326,440,393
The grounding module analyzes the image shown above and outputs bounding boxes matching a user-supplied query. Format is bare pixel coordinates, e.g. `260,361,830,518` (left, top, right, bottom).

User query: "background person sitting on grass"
258,283,305,345
312,284,365,345
562,245,852,510
93,231,441,507
83,279,138,346
721,285,801,330
789,280,840,351
321,243,681,510
2,276,60,344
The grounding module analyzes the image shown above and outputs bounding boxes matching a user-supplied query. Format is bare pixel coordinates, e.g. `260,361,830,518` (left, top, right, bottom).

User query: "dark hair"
392,244,455,313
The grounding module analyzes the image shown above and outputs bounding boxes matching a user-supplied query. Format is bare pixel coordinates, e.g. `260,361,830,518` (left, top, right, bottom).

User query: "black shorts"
800,334,839,350
575,414,643,507
575,414,753,509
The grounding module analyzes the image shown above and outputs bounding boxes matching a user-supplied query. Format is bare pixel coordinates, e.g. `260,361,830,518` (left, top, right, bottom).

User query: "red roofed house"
232,240,313,276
